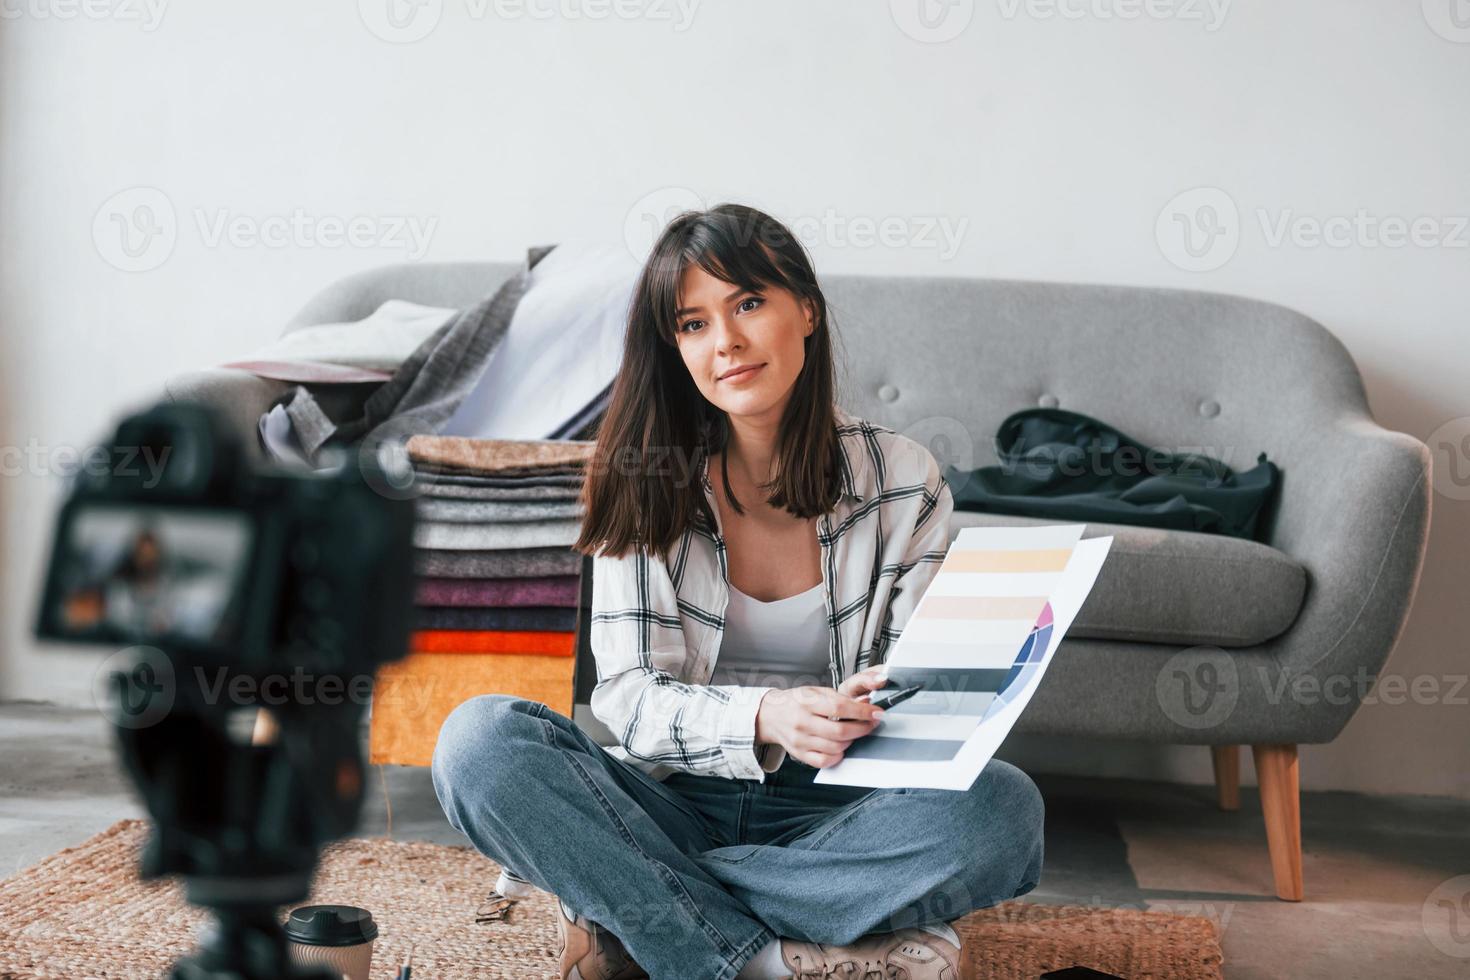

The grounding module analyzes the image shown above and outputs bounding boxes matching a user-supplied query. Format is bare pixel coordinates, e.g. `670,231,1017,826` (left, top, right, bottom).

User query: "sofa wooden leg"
1210,745,1240,811
1252,743,1304,901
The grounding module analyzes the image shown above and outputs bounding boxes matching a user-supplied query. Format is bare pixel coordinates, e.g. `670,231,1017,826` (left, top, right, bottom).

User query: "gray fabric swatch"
412,470,585,489
418,482,583,502
413,519,583,551
414,547,583,579
415,498,585,523
413,464,585,480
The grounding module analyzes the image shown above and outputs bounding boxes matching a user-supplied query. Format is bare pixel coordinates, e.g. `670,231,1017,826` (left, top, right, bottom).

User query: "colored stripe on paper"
876,690,998,716
915,595,1049,621
900,618,1038,646
842,736,969,761
941,548,1073,574
880,665,1014,694
897,642,1031,670
924,572,1062,598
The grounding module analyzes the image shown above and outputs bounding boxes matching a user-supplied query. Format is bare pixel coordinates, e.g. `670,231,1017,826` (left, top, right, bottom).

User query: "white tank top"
708,581,830,689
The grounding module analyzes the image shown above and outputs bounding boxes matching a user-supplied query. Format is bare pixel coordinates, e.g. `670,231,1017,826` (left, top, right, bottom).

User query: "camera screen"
50,505,254,647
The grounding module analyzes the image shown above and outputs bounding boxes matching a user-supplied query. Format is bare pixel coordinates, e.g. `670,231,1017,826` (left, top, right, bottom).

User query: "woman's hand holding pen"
753,666,890,769
835,664,892,703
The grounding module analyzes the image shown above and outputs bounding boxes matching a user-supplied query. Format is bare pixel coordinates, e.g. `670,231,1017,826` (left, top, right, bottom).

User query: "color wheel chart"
817,524,1113,790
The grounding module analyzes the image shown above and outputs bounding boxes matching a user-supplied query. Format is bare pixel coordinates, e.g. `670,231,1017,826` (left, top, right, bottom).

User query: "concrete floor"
3,701,1467,979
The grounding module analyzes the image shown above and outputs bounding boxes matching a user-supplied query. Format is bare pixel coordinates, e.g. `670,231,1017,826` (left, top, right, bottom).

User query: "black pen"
829,681,926,722
863,683,924,711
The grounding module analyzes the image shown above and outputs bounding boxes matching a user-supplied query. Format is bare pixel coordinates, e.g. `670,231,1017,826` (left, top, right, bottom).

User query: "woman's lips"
720,364,765,384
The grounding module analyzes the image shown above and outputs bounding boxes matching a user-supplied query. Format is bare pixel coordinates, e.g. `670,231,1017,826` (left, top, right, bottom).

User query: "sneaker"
554,896,649,980
495,868,539,899
777,922,974,980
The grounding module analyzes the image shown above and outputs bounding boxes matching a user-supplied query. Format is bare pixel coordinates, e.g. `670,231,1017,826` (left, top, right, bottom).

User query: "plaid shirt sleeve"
588,547,777,781
874,444,956,661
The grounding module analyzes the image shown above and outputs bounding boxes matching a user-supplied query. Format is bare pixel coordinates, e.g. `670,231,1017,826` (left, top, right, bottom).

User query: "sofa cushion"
946,512,1307,648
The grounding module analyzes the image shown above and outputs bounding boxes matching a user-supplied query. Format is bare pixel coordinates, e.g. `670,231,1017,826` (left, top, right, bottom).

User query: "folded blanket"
416,575,581,607
414,547,583,579
406,435,595,473
235,361,392,384
412,606,577,631
438,241,636,441
413,519,582,551
418,481,583,503
268,246,551,467
547,380,612,440
224,300,459,383
411,629,575,656
417,468,585,486
415,497,584,524
413,464,585,481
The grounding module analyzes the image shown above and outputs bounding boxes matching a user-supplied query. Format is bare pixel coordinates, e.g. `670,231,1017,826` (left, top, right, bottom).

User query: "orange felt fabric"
369,652,576,767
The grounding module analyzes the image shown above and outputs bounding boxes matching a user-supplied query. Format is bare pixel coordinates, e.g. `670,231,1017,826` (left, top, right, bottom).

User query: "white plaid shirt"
589,406,955,783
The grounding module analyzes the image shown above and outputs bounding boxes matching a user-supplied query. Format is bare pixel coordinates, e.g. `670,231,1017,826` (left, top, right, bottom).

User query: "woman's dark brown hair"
574,203,843,560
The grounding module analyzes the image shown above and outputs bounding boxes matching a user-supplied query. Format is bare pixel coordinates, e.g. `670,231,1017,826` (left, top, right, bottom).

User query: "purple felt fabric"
414,575,581,608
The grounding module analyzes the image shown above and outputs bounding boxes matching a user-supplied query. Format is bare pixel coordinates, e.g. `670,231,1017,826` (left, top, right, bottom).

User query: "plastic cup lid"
283,905,379,947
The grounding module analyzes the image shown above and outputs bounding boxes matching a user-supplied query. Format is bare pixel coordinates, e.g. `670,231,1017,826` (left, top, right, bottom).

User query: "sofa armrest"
1259,412,1432,738
162,368,379,466
162,369,291,464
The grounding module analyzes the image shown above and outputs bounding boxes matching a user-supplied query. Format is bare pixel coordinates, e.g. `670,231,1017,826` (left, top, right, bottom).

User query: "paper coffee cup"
284,904,378,980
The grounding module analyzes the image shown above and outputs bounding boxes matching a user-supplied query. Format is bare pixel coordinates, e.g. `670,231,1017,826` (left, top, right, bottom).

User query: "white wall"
2,0,1466,798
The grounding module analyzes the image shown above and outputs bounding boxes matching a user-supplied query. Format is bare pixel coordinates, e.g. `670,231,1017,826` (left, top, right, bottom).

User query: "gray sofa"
165,260,1432,902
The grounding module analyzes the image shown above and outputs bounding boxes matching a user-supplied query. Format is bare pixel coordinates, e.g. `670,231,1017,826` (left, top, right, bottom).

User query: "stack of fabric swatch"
368,436,595,767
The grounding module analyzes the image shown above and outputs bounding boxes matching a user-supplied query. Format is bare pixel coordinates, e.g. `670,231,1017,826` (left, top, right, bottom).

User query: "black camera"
33,400,417,979
36,400,415,674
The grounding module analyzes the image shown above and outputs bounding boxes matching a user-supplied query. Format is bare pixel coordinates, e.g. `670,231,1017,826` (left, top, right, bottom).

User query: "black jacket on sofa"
941,408,1281,542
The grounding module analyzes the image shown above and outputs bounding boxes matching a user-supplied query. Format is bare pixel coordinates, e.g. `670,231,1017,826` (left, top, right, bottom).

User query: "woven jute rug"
0,820,1223,979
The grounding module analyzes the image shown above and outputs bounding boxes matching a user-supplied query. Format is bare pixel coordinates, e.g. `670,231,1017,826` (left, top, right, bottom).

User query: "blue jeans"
431,694,1044,980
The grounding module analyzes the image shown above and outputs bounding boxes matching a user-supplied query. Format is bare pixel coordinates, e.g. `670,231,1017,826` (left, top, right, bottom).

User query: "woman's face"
673,263,814,425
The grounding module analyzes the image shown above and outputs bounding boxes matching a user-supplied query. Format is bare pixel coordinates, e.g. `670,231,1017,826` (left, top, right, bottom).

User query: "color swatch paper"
815,524,1112,790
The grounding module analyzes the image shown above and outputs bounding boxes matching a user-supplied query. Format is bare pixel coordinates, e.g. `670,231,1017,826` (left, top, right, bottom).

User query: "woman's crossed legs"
431,694,1043,980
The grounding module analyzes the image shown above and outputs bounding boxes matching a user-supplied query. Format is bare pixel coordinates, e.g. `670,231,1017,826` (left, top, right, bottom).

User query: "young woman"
432,205,1044,980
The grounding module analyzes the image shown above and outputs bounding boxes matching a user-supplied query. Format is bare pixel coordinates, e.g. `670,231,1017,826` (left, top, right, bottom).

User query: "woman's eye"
679,319,704,333
737,297,763,313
